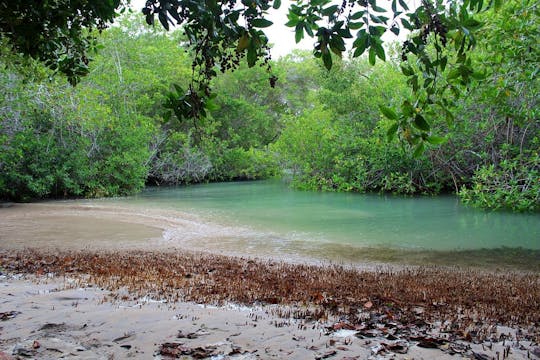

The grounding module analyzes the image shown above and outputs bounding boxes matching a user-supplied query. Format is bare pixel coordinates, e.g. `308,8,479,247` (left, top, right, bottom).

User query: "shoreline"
1,202,538,271
1,202,539,358
1,248,539,359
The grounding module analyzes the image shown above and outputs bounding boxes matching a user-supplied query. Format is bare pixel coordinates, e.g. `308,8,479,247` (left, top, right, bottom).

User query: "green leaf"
329,36,346,54
158,12,169,30
304,23,314,37
386,122,399,141
295,24,304,43
348,21,363,30
337,28,353,38
401,19,414,31
379,105,398,120
273,0,281,9
353,45,365,57
350,11,366,20
401,18,413,30
400,64,414,76
251,18,273,28
413,142,425,158
447,68,461,80
322,51,332,70
285,12,299,27
398,0,409,10
368,47,376,65
413,114,430,131
372,41,385,61
247,44,257,67
173,83,184,95
322,5,339,16
285,19,299,27
401,100,414,116
370,4,387,13
426,135,447,145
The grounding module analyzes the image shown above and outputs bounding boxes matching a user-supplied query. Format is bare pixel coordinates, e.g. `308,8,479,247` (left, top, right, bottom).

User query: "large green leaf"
295,24,304,43
426,135,447,145
322,51,332,70
413,114,430,131
251,18,273,28
322,5,339,16
379,105,398,120
368,47,376,65
247,44,257,67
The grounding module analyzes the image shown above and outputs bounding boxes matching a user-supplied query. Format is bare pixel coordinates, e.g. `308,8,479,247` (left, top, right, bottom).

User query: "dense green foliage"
273,55,450,195
0,0,503,147
0,70,153,200
0,2,538,212
273,0,538,211
0,16,279,200
139,0,502,147
456,0,539,211
0,0,127,85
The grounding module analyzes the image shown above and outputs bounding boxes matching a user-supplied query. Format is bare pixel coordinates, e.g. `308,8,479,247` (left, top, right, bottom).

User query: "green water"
102,180,539,268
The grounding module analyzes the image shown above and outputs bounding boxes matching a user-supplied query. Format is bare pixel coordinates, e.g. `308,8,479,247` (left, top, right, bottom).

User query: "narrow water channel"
2,180,538,269
124,180,539,251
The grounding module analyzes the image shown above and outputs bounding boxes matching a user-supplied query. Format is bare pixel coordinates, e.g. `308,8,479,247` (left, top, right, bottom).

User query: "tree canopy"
0,0,507,148
140,0,502,151
0,0,129,85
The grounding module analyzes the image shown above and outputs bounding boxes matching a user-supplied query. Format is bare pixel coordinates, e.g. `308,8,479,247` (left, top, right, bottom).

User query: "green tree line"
0,1,538,211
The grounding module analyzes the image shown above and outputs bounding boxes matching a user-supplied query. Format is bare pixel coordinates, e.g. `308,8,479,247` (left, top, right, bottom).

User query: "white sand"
1,275,537,359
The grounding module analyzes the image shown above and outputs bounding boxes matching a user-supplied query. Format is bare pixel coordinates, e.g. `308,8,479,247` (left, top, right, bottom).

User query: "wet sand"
0,203,169,251
2,273,538,360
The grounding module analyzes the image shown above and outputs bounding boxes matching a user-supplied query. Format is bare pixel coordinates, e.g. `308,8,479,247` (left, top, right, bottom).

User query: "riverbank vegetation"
0,1,538,211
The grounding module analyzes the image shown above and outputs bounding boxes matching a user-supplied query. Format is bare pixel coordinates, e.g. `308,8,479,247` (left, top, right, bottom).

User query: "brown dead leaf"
364,301,373,309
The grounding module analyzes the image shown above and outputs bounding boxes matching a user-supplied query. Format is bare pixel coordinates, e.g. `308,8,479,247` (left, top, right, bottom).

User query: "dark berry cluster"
421,0,448,47
220,52,242,73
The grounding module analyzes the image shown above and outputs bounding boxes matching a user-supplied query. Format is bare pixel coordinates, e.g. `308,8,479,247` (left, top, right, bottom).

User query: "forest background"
0,0,538,211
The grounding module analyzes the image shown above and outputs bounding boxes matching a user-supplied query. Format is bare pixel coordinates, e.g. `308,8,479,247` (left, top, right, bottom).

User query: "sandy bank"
1,273,538,360
1,248,539,359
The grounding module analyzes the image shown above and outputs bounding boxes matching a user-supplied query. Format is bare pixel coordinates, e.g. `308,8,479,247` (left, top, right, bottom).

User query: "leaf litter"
1,248,539,358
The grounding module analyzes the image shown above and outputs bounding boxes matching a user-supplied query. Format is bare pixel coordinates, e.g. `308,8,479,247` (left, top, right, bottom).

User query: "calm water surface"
115,180,539,252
